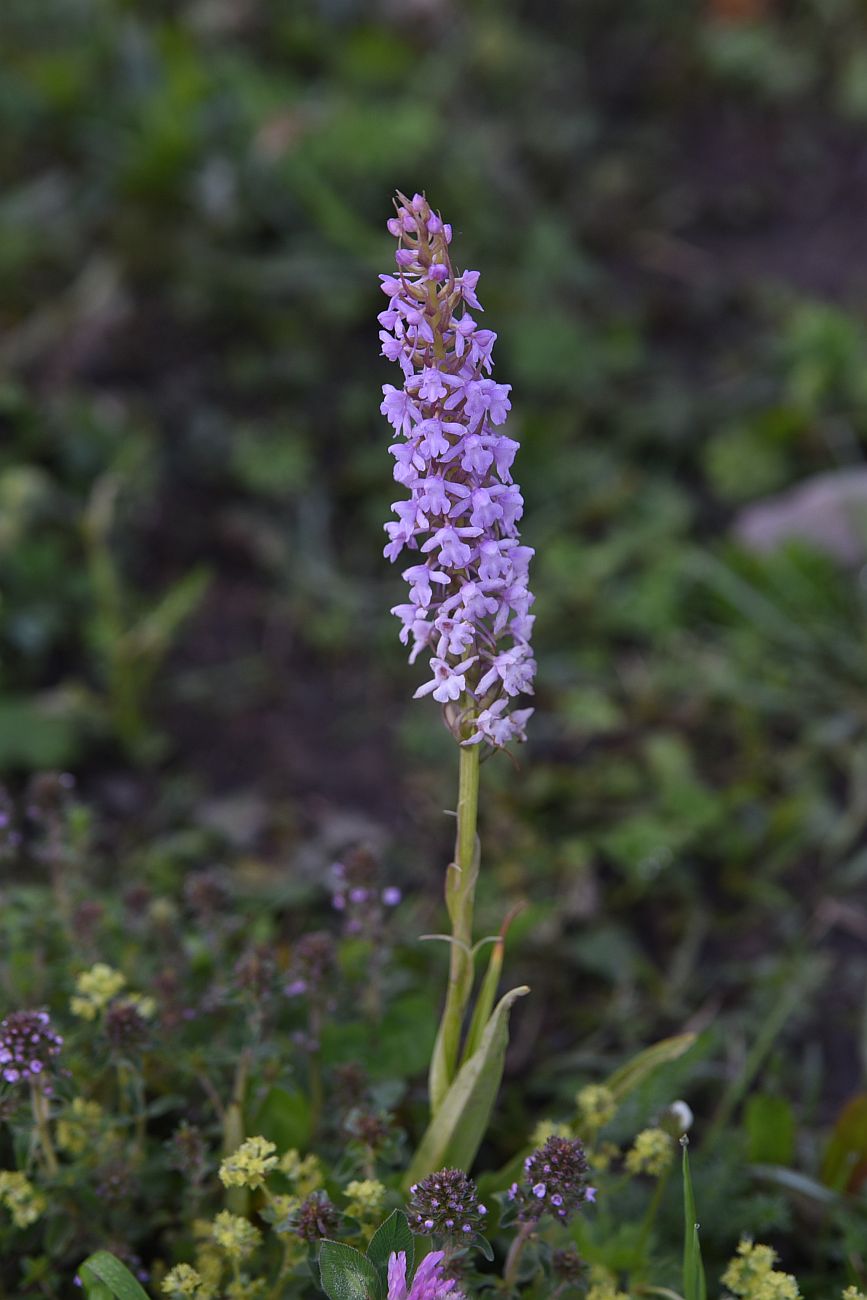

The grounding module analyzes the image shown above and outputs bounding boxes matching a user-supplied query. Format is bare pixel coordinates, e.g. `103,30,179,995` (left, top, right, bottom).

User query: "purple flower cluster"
379,191,535,749
387,1250,464,1300
0,1010,63,1085
284,931,336,1000
407,1168,487,1241
329,850,402,937
508,1136,592,1225
291,1192,340,1243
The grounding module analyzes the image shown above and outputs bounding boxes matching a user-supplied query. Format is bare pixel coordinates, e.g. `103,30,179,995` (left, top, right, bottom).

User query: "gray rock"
733,468,867,565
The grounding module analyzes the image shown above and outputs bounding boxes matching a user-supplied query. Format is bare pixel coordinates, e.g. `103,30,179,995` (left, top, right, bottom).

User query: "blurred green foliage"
3,0,867,1293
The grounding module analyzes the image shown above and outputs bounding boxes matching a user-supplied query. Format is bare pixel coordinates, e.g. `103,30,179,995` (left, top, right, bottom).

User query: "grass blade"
681,1138,706,1300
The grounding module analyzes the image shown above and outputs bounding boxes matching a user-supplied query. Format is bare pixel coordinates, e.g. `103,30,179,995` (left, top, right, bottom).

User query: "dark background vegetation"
4,0,867,1290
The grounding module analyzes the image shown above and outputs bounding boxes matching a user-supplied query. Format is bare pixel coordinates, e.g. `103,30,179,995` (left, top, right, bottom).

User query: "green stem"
428,740,481,1112
132,1068,147,1155
275,1238,299,1292
503,1219,536,1290
224,1050,250,1217
636,1164,671,1259
30,1084,58,1177
456,739,481,882
308,1001,324,1139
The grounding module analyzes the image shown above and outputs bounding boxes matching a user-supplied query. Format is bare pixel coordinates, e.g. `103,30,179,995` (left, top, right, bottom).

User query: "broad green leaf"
252,1085,312,1152
78,1252,150,1300
319,1240,382,1300
606,1033,697,1103
745,1094,795,1167
681,1140,706,1300
405,985,529,1189
0,694,82,768
820,1093,867,1193
366,1211,414,1281
320,992,436,1079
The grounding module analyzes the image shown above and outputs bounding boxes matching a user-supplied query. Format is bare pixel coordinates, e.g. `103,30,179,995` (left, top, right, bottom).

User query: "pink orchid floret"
413,656,478,704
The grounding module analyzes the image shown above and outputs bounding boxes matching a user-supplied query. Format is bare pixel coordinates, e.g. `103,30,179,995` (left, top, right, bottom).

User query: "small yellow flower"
148,897,179,927
219,1136,278,1190
162,1264,203,1297
589,1140,620,1173
71,963,126,1020
263,1193,300,1221
586,1264,631,1300
843,1289,867,1300
57,1098,104,1156
529,1119,572,1146
722,1239,800,1299
731,1275,799,1300
193,1245,223,1297
279,1149,322,1195
576,1084,617,1130
211,1211,261,1260
625,1128,673,1178
225,1279,267,1299
123,992,157,1020
0,1170,46,1228
344,1179,386,1223
763,1279,800,1300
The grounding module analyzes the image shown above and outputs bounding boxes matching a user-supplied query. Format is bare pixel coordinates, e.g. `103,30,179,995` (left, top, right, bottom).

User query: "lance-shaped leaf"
605,1032,697,1103
405,985,529,1189
462,904,524,1067
78,1252,150,1300
820,1093,867,1193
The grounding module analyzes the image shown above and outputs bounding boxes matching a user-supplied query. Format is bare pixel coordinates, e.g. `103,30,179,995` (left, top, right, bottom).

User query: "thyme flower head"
407,1167,487,1240
104,997,153,1052
552,1248,586,1287
0,1010,63,1085
284,932,335,1000
292,1191,339,1243
380,191,535,750
387,1249,464,1300
508,1135,591,1224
